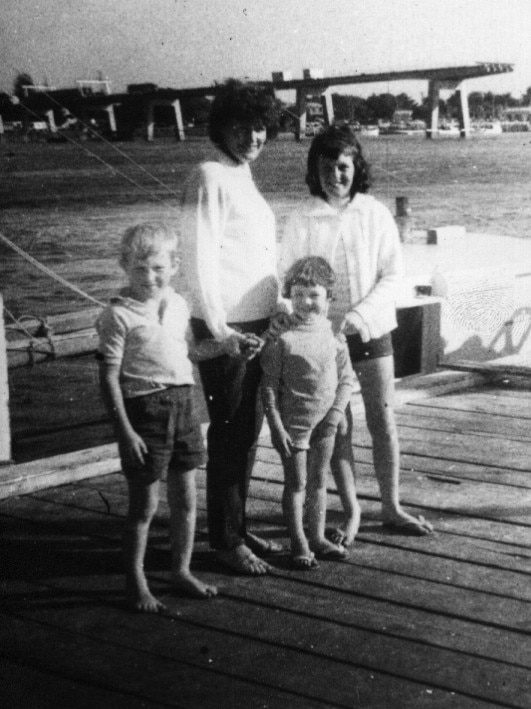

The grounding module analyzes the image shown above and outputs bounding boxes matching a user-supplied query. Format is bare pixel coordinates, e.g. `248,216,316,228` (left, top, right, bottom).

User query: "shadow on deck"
1,371,530,708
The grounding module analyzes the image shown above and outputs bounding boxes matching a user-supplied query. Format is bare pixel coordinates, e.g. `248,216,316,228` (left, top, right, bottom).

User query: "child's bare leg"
330,408,361,546
307,436,348,559
124,479,165,613
284,450,315,567
167,469,217,598
355,357,432,534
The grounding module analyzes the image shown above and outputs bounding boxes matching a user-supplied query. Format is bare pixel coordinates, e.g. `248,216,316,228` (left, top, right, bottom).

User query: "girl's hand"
267,311,291,341
271,424,293,459
322,409,346,437
341,310,370,343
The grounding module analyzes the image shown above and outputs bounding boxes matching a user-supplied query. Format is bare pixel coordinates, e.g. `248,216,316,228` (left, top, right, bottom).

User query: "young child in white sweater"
261,257,356,569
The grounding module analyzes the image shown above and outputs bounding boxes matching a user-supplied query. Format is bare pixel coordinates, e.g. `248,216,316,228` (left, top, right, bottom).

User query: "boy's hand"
118,428,148,466
271,424,293,459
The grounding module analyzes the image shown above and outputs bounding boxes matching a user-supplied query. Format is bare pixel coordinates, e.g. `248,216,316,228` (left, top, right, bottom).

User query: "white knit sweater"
180,152,280,341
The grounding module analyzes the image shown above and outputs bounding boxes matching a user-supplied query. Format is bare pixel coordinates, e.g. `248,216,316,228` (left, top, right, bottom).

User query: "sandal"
382,514,433,536
216,545,271,575
246,532,284,555
310,542,349,561
291,552,319,570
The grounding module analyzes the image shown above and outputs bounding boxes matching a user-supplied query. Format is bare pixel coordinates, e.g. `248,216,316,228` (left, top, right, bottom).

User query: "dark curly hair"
283,256,336,299
209,79,280,153
306,124,370,200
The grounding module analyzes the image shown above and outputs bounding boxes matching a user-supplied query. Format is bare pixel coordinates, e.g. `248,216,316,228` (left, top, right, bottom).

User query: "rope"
13,95,180,212
0,230,106,307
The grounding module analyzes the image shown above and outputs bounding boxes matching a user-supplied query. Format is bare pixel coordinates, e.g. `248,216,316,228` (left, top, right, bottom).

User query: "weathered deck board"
1,382,531,708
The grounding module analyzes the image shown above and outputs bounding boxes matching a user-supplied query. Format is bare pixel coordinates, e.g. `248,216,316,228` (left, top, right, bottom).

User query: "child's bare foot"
172,570,217,598
382,509,433,535
330,514,360,547
126,582,166,614
310,538,349,560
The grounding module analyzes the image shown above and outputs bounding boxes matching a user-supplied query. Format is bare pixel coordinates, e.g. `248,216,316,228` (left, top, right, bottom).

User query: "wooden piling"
0,294,12,463
395,196,413,243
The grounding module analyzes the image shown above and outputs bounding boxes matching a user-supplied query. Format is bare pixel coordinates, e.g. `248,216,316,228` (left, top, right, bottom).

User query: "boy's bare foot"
126,584,166,614
310,538,349,561
382,510,433,535
172,570,217,599
217,545,271,575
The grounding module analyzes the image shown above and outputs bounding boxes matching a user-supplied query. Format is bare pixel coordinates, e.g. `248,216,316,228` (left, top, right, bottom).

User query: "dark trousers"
191,318,269,550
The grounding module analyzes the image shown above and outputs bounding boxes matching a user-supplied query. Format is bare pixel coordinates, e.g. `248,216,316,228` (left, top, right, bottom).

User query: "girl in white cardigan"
281,124,433,542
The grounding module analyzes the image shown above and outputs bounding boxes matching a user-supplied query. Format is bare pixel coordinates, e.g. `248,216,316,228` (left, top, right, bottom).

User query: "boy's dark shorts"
121,386,206,484
346,332,393,363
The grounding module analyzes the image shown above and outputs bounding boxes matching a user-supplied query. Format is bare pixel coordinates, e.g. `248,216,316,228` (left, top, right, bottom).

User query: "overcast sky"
2,0,531,101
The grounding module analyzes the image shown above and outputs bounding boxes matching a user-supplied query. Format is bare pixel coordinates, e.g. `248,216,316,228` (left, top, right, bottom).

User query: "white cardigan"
281,193,403,340
180,153,280,341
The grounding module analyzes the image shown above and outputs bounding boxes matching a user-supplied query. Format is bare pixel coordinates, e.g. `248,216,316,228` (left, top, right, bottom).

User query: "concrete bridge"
15,63,514,141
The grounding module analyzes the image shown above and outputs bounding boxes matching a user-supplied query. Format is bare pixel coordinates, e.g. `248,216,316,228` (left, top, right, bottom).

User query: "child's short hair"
306,123,371,200
283,256,336,299
119,223,179,269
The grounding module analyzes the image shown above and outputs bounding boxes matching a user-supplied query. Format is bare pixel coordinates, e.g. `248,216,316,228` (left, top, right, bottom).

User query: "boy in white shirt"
96,223,217,613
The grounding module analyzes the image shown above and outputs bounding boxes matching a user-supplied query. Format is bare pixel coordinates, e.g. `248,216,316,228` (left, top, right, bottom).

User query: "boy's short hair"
306,123,371,200
119,223,179,269
283,256,336,299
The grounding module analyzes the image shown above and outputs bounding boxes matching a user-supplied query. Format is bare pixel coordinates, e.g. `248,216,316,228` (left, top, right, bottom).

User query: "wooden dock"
1,371,530,708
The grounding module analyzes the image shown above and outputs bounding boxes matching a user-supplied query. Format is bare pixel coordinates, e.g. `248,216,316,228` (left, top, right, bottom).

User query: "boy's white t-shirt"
96,287,194,398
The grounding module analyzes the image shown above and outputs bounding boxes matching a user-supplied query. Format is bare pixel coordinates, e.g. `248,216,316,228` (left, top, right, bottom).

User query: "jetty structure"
12,62,514,141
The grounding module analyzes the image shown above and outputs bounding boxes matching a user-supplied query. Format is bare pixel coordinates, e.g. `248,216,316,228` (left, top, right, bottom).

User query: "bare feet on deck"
126,580,166,614
172,570,217,599
217,544,272,575
382,509,433,535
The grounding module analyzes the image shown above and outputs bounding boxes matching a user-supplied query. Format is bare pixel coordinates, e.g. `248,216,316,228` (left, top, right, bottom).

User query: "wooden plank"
394,408,531,443
0,613,333,709
409,388,531,419
5,306,102,338
0,443,120,499
7,475,531,593
252,454,531,550
7,328,99,368
446,359,531,378
1,576,525,709
0,593,470,709
258,435,531,489
0,656,163,709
